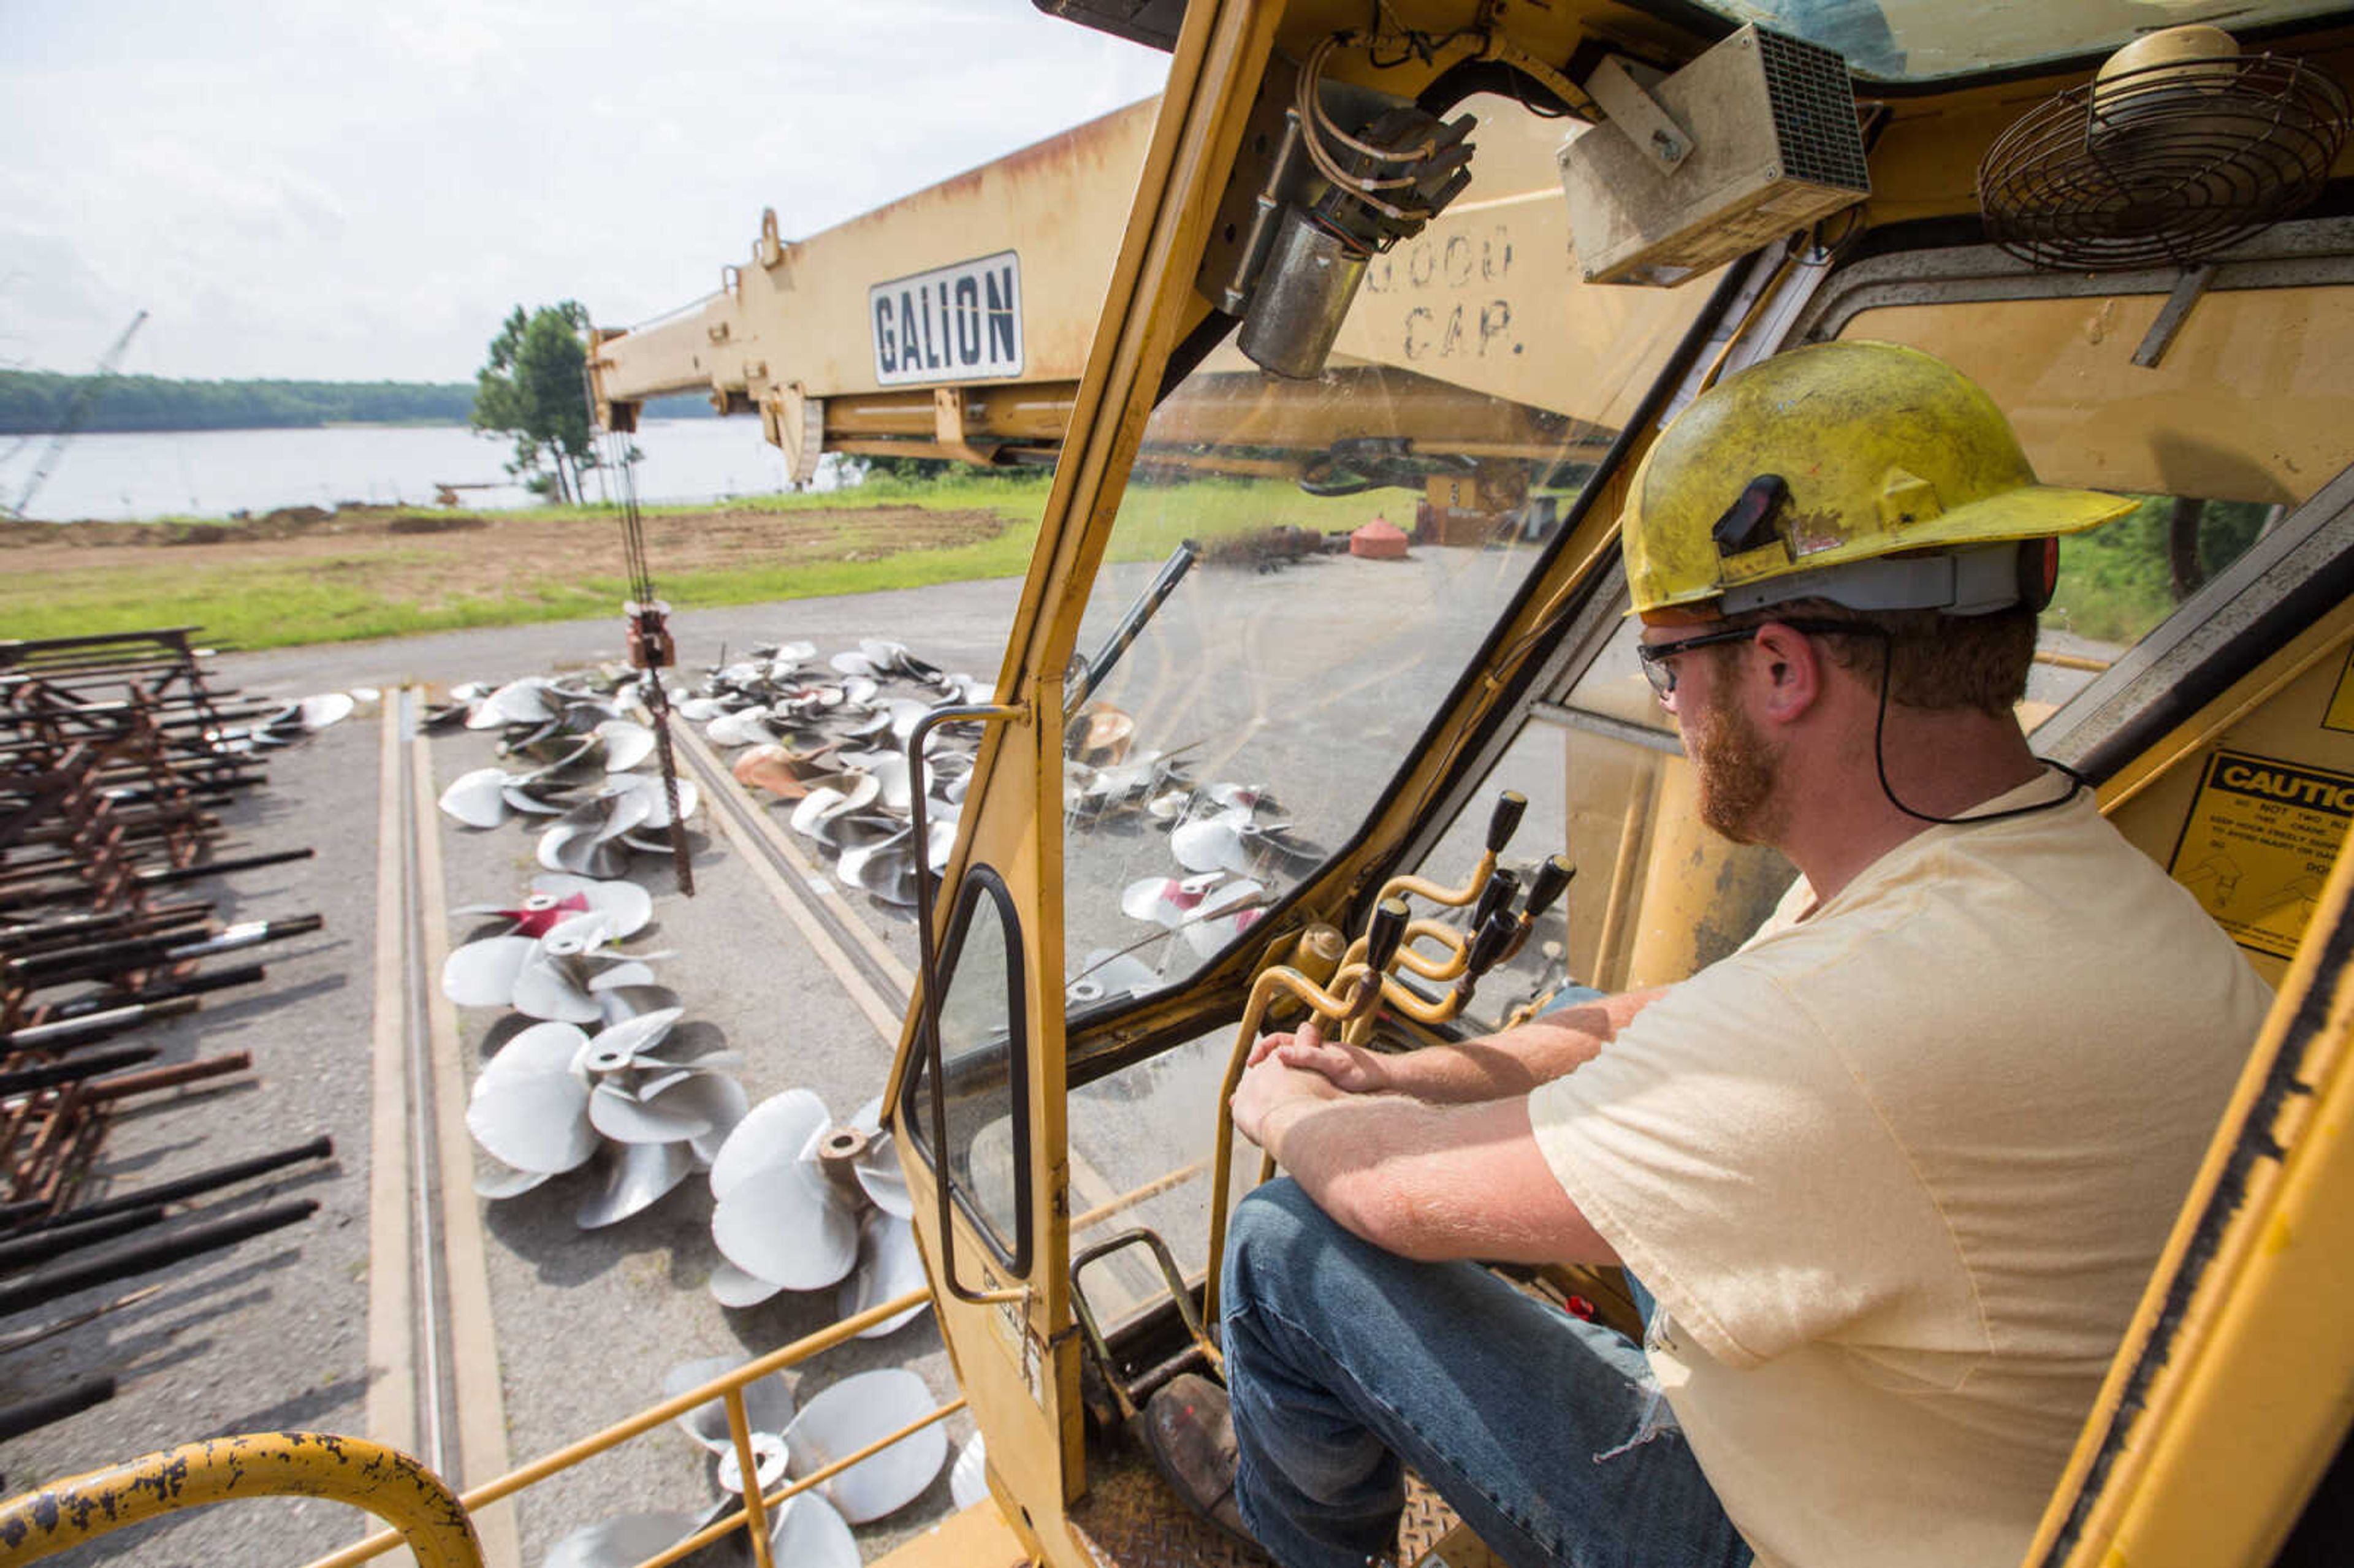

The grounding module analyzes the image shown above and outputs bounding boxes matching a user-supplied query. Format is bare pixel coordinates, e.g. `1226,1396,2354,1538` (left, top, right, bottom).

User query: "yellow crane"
14,4,2354,1567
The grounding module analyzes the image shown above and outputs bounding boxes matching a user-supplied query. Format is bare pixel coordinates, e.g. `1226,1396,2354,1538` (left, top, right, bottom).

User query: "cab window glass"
1059,92,1718,1017
1404,622,1796,1015
1064,1019,1259,1328
1395,281,2348,1003
904,869,1027,1264
1836,286,2354,721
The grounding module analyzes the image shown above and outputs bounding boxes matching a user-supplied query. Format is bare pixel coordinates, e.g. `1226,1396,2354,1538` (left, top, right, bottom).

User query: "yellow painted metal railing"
0,1288,947,1568
303,1287,942,1568
0,1433,482,1567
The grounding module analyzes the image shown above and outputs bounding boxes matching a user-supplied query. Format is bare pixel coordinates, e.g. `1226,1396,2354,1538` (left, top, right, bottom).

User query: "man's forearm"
1256,1091,1446,1249
1248,1086,1618,1265
1384,988,1664,1103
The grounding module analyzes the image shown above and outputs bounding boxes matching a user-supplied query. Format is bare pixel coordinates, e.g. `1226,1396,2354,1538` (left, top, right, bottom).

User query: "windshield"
1398,251,2354,1026
1056,93,1717,1016
1669,0,2352,82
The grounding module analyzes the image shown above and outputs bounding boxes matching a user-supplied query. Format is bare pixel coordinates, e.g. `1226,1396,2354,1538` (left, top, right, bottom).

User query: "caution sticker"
2169,750,2354,959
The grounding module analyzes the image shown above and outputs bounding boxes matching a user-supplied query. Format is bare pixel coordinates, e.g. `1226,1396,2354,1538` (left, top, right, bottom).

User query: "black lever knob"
1472,867,1521,932
1523,854,1575,921
1485,791,1527,854
1466,908,1517,978
1365,897,1411,972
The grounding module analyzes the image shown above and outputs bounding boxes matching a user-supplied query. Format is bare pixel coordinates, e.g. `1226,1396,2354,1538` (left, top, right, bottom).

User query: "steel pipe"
0,1045,159,1096
0,1198,319,1317
82,1050,253,1100
9,1134,332,1231
0,1376,115,1442
0,995,202,1054
39,967,260,1024
0,1206,166,1272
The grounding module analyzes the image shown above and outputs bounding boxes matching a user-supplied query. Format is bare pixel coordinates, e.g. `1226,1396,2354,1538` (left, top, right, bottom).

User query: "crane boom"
587,85,1692,511
588,102,1157,481
7,309,150,520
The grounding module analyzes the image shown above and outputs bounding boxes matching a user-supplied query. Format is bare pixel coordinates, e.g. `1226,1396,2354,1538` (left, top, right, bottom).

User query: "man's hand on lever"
1249,1014,1396,1094
1248,988,1670,1108
1230,1048,1344,1158
1230,1021,1620,1266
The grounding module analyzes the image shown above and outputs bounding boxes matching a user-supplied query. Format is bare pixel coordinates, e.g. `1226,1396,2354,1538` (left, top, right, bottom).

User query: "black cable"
1845,623,2088,827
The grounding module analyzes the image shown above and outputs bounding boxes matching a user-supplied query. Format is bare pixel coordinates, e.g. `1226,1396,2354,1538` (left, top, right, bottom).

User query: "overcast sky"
1,1,1170,383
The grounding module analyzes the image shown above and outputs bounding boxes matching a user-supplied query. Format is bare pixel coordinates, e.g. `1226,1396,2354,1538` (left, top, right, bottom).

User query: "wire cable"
588,362,696,895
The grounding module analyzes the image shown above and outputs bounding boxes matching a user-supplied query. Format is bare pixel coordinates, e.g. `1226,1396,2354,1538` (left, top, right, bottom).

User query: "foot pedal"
1070,1226,1221,1423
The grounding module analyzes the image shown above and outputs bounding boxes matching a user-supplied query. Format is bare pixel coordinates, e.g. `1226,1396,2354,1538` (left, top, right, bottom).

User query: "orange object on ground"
1350,516,1409,560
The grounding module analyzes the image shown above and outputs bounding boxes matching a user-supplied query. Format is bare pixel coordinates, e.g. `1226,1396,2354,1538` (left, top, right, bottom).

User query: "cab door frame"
878,0,1287,1555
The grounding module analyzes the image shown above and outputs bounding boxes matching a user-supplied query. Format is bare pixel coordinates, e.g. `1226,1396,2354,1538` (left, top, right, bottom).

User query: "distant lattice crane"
6,310,148,520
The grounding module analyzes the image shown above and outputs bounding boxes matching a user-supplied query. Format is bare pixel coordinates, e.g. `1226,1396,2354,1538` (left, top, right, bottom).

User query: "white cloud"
0,0,1168,381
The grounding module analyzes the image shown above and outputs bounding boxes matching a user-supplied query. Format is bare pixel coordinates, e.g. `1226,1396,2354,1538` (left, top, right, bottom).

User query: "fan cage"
1978,53,2351,271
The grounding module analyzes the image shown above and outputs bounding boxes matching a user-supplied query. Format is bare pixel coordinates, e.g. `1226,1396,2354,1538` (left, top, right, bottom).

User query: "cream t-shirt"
1526,774,2271,1568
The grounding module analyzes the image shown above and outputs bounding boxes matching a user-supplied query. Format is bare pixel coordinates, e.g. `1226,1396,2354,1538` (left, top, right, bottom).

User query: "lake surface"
0,418,834,521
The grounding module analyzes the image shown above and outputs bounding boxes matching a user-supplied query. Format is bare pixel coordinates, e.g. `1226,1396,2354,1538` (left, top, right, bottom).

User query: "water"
0,418,835,522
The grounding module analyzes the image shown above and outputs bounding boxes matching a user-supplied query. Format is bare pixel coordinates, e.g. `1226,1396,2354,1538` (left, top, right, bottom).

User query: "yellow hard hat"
1621,341,2135,618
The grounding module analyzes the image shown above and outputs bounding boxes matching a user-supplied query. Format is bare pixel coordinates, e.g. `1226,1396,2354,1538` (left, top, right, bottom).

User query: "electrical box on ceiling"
1558,25,1869,286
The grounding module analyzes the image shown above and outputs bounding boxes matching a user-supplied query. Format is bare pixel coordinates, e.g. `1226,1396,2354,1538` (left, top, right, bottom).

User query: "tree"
472,301,595,503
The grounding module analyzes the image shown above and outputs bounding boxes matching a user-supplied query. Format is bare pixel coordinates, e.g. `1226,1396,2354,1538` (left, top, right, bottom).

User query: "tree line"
0,373,473,433
0,370,716,436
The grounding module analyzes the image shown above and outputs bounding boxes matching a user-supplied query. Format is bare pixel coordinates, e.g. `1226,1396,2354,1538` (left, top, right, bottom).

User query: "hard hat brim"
1633,481,2139,614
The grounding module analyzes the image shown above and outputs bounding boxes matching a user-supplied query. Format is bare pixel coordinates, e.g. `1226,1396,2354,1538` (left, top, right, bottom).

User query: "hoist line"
593,389,695,896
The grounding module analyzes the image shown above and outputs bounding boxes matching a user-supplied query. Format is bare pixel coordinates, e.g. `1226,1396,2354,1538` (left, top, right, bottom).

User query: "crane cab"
14,6,2354,1567
890,4,2354,1567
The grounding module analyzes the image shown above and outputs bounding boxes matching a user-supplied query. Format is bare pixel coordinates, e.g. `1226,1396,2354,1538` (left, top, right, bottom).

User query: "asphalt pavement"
4,580,1032,1566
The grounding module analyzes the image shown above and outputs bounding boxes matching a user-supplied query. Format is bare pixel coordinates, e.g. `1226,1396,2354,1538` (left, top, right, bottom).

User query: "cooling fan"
1979,25,2350,272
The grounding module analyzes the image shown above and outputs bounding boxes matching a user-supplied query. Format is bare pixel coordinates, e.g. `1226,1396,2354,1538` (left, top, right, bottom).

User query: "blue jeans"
1221,1179,1754,1568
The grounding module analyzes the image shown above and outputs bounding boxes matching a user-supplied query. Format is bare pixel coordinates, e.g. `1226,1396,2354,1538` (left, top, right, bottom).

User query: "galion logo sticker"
870,252,1022,386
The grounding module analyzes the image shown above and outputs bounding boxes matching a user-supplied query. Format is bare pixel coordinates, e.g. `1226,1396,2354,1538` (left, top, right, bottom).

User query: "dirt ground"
0,503,1009,600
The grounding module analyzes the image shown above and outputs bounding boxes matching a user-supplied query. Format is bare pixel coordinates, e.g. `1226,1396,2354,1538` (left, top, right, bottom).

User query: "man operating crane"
1166,341,2272,1568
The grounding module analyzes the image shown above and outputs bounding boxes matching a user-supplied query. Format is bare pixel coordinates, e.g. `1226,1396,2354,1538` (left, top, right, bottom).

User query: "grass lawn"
0,471,1401,652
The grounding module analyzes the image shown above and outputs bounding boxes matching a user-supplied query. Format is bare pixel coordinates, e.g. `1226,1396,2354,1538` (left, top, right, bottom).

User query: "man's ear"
1748,621,1824,725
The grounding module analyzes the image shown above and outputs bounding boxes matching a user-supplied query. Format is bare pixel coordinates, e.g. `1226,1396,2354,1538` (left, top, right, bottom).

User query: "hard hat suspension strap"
1722,541,2040,618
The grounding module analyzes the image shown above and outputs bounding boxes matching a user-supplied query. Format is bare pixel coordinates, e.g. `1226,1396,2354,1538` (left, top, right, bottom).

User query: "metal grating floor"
1065,1437,1470,1567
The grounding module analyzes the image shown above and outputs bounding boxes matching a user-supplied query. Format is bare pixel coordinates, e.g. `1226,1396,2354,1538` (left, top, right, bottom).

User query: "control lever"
1523,853,1574,918
1454,908,1520,1007
1466,908,1518,976
1471,866,1522,933
1209,892,1415,1320
1373,790,1530,914
1505,853,1575,964
1486,790,1528,854
1363,896,1410,972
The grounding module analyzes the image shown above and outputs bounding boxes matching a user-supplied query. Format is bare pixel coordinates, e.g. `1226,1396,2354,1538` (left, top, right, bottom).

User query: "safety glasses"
1635,617,1878,698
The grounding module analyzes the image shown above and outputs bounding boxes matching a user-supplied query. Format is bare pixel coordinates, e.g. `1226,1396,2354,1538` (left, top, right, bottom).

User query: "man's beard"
1685,693,1785,845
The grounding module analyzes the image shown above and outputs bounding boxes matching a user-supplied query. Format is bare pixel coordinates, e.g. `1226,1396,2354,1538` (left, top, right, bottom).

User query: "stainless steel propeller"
465,677,559,731
466,995,746,1231
706,1092,924,1328
783,1368,948,1524
766,1494,858,1568
662,1355,795,1452
573,1139,697,1229
1068,948,1164,1007
452,873,653,940
539,1512,698,1568
539,791,650,878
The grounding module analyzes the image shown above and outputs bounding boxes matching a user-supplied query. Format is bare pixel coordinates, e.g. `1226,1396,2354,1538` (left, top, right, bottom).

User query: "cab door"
879,2,1284,1559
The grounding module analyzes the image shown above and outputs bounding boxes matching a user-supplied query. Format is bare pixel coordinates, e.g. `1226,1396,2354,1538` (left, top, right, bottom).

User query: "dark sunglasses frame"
1635,617,1884,698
